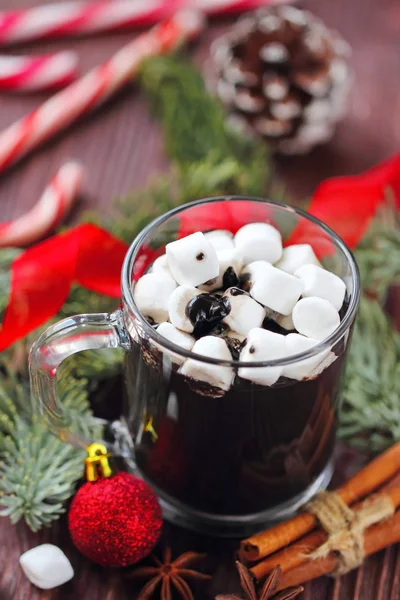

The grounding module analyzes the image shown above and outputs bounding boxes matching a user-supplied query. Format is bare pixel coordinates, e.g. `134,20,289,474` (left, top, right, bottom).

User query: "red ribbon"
288,153,400,250
0,224,127,350
1,154,399,351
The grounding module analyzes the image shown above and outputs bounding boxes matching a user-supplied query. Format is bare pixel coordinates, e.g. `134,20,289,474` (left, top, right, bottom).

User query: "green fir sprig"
0,55,399,531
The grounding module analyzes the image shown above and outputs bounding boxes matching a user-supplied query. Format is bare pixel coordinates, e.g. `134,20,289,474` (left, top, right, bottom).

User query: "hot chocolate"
125,224,351,518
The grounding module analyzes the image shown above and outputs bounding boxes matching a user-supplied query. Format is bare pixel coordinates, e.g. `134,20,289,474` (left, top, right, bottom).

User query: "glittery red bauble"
68,472,162,567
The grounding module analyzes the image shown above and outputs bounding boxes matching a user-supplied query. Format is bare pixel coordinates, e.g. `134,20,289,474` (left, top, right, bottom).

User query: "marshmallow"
292,297,340,341
19,544,74,590
250,263,303,315
156,322,195,365
283,333,337,380
199,248,242,292
240,260,271,292
239,328,286,386
180,336,234,392
168,284,199,332
234,223,283,265
223,288,265,335
152,254,174,278
294,264,346,311
204,229,235,252
276,244,320,275
166,232,219,286
134,272,177,323
283,333,321,380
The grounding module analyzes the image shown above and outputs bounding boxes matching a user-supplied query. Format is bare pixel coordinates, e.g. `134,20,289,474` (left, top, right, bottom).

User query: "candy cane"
190,0,288,15
0,51,78,92
0,0,177,46
0,161,84,248
0,10,204,176
0,0,286,47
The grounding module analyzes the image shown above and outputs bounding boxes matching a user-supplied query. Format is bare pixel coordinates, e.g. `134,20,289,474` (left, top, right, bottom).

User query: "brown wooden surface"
1,0,400,599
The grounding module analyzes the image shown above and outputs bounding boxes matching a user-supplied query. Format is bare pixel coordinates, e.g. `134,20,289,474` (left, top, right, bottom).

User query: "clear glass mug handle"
29,309,131,449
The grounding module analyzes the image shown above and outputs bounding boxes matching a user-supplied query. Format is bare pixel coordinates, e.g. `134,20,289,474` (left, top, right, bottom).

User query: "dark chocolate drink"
123,328,348,517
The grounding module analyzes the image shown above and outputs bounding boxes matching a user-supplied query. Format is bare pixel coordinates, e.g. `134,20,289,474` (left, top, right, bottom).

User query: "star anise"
216,561,303,600
129,547,211,600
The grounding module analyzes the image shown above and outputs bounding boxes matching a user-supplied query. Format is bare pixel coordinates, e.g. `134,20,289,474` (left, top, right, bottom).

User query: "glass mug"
30,197,360,537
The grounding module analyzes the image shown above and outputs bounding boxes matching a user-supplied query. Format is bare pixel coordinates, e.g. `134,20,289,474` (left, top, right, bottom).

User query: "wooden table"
1,1,399,599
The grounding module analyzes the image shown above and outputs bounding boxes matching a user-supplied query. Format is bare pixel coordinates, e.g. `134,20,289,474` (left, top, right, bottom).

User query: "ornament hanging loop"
85,442,112,481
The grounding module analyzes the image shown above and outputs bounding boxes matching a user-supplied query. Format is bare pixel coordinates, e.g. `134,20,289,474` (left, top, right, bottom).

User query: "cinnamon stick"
275,509,400,591
240,442,400,562
251,487,400,580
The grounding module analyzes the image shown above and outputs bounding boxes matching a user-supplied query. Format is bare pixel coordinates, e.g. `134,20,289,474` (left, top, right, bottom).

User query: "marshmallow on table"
19,544,74,590
168,284,199,333
156,322,195,365
239,328,287,386
234,223,283,265
250,262,303,315
295,264,346,311
199,248,243,292
166,232,219,286
180,336,234,392
223,288,265,336
276,244,320,275
293,297,340,341
204,229,235,252
133,272,177,323
152,254,174,278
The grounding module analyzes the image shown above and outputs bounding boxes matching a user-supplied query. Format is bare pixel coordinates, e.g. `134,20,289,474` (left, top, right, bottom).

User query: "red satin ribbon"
288,153,400,250
1,154,399,351
0,224,127,350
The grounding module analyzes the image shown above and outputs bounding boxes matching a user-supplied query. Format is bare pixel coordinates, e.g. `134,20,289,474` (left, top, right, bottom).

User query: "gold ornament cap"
85,443,112,481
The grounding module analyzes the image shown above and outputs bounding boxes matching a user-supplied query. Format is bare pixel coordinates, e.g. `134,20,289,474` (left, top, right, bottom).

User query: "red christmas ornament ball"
68,472,162,567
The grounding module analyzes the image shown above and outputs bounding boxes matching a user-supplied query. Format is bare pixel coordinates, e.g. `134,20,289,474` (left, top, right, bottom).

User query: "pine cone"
211,5,351,154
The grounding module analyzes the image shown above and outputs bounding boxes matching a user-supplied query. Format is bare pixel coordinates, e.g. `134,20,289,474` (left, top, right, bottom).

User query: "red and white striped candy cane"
0,161,83,248
0,0,288,47
0,51,78,92
0,10,204,176
0,0,178,46
190,0,287,15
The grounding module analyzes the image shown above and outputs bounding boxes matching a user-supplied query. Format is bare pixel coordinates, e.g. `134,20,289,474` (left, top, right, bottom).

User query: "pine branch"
0,419,86,531
355,200,400,301
338,297,400,453
0,365,103,530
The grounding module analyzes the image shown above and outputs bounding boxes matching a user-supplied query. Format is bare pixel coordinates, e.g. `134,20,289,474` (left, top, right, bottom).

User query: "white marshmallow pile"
19,544,74,590
132,223,348,391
